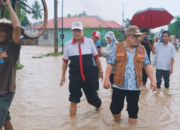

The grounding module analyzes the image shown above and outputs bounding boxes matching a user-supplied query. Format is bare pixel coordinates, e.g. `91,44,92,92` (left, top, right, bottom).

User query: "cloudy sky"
45,0,180,33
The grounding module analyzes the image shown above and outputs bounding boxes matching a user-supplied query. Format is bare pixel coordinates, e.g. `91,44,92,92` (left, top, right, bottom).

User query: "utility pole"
62,0,64,52
119,3,128,27
54,0,58,53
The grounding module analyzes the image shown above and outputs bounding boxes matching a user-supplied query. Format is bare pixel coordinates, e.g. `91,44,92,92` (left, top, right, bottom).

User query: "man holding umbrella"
140,29,153,85
130,7,174,86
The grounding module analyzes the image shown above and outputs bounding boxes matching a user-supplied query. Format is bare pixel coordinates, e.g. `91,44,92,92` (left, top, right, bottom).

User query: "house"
35,16,124,46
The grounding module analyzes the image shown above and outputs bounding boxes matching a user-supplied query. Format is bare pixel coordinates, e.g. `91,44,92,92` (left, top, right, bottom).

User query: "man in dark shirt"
0,0,23,130
140,29,153,86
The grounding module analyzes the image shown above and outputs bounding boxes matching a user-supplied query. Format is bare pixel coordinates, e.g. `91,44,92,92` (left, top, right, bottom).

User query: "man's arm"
2,0,21,44
144,64,157,91
146,40,153,51
170,58,174,75
151,40,156,54
103,64,114,89
60,61,68,86
94,57,103,81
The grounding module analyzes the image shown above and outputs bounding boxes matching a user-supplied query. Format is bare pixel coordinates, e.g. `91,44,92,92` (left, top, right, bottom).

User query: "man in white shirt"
60,22,103,116
152,31,176,89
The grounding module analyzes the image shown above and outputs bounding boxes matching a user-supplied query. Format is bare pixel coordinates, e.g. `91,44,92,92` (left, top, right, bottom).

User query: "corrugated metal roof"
34,17,124,29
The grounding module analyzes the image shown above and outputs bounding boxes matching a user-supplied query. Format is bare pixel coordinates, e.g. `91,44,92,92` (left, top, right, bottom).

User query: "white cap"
71,22,83,30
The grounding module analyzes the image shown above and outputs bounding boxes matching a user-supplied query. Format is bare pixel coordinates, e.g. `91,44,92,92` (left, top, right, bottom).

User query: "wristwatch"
99,71,103,73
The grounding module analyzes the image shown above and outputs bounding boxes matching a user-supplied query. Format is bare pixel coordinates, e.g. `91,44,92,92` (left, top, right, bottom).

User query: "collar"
162,42,170,47
72,36,85,44
125,44,139,51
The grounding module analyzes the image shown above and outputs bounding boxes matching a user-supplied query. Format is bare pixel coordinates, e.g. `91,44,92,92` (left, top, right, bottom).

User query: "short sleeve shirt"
155,42,176,70
0,41,21,95
108,44,150,91
93,41,101,66
62,37,99,81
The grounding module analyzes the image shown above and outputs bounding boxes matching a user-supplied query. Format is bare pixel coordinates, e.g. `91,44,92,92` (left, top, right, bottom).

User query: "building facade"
36,16,124,46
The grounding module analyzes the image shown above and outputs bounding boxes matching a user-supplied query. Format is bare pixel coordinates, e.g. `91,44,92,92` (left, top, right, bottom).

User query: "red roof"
34,17,124,29
103,21,124,28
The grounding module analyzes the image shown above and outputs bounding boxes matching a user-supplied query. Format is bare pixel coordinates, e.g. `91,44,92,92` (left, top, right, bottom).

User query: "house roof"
103,21,124,28
34,17,124,29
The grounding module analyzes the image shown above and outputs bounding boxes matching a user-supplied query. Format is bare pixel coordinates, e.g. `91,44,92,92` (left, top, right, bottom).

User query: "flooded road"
10,46,180,130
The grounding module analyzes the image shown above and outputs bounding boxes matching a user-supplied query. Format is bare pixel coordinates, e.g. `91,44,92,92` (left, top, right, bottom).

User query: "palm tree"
32,0,43,20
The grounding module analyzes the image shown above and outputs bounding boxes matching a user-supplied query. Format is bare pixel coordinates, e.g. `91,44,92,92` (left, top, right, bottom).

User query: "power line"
81,0,111,20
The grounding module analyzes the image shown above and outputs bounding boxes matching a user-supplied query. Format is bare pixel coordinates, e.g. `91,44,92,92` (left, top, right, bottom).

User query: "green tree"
123,19,132,28
21,16,30,26
112,30,125,42
169,16,180,36
32,0,43,20
67,13,72,17
66,11,88,17
80,11,88,16
4,0,27,22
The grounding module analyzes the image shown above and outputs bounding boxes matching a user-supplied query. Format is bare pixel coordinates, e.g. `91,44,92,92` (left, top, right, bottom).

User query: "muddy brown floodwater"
9,46,180,130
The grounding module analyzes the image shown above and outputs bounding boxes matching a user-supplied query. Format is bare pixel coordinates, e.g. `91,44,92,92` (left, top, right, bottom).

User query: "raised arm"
2,0,21,44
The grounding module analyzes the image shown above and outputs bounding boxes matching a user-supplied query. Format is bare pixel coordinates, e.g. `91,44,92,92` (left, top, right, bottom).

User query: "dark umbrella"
130,7,174,29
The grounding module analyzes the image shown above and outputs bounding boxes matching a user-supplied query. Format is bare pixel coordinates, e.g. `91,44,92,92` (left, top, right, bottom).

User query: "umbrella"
130,7,174,29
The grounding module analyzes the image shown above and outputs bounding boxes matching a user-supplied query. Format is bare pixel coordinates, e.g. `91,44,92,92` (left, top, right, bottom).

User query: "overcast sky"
45,0,180,33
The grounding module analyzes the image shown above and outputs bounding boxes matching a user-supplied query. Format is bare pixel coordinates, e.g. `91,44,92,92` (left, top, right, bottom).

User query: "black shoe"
157,86,161,89
165,87,169,89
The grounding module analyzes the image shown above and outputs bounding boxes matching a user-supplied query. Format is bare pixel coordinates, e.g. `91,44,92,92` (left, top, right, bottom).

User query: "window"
43,31,48,39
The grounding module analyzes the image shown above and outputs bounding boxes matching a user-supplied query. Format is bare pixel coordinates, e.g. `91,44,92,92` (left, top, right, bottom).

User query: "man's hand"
150,80,157,92
144,40,151,45
97,48,102,53
170,68,173,75
99,72,103,82
103,79,110,89
1,0,11,7
139,34,144,44
60,76,66,87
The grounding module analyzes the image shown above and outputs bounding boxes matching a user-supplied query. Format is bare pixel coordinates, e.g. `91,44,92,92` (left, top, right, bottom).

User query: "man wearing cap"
60,22,103,116
91,31,102,91
104,26,156,123
0,0,23,130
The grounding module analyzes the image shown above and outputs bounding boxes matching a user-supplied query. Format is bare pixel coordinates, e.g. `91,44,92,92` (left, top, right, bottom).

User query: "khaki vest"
114,42,145,88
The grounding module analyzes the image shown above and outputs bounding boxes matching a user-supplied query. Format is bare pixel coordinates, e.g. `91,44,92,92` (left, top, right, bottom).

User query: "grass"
32,52,63,58
16,62,24,69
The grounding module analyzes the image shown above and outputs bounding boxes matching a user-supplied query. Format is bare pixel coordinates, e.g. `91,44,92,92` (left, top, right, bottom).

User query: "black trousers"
69,78,101,108
156,69,170,88
110,88,140,119
93,66,99,90
142,68,148,82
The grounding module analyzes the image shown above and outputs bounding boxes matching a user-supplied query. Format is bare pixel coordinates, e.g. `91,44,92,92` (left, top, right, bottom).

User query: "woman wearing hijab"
101,31,119,87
